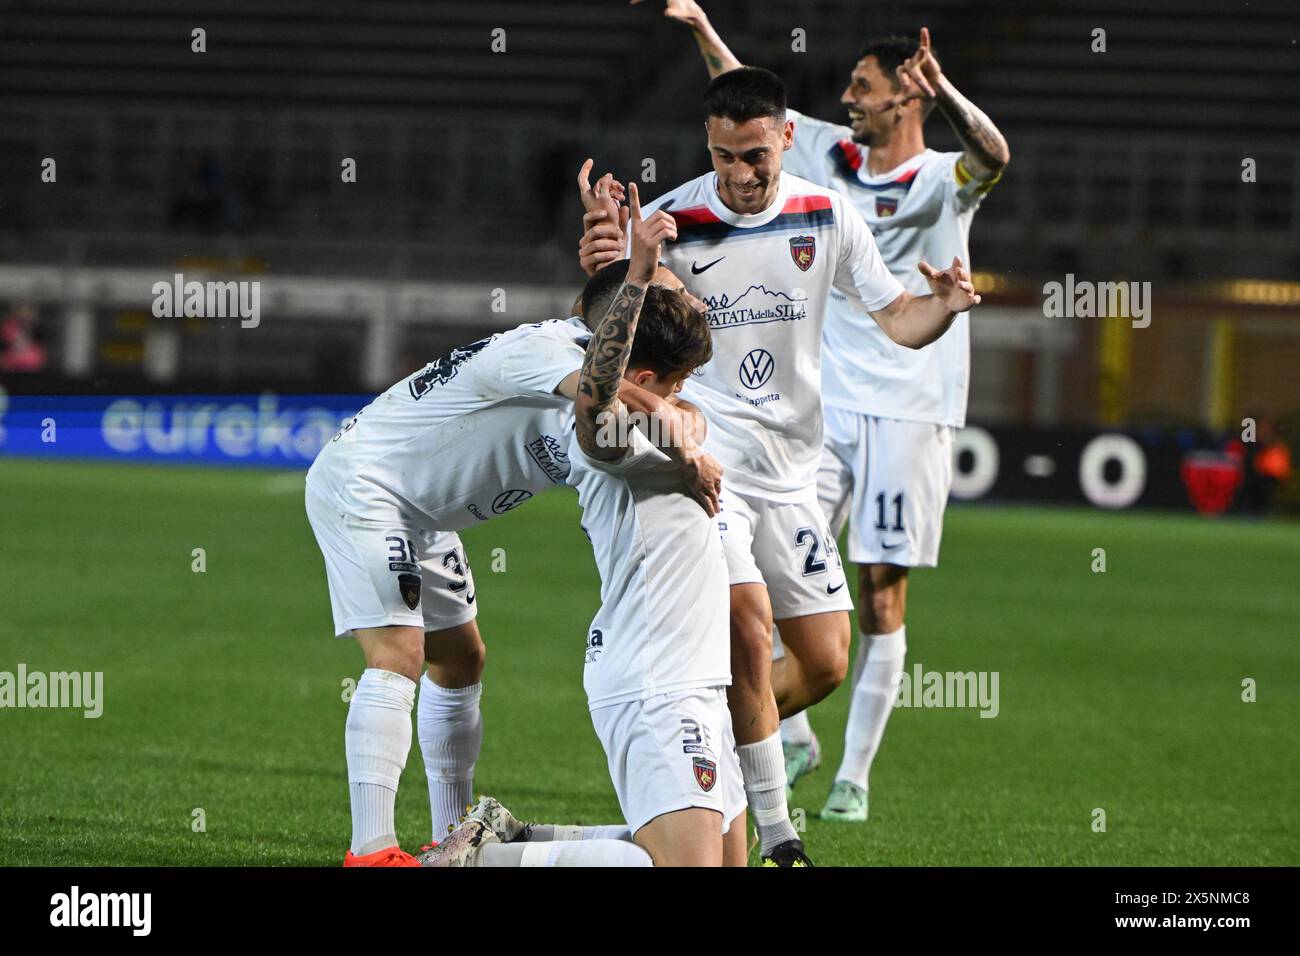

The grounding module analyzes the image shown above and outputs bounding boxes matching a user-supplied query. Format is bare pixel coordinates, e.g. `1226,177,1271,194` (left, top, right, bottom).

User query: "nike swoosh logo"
465,591,476,604
692,256,725,274
881,542,904,551
827,582,845,594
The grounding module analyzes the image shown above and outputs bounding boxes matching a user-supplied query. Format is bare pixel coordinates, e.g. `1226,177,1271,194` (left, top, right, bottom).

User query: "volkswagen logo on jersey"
738,348,775,390
789,235,816,272
491,489,533,514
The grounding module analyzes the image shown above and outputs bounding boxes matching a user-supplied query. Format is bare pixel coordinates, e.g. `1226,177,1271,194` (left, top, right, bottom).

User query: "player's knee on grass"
634,808,724,867
355,625,426,684
423,621,485,688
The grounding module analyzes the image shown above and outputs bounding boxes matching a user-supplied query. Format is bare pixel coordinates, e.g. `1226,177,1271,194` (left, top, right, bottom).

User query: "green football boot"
819,779,868,823
782,731,821,801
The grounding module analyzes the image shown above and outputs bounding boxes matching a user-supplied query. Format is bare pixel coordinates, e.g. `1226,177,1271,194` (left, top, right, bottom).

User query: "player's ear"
782,118,794,150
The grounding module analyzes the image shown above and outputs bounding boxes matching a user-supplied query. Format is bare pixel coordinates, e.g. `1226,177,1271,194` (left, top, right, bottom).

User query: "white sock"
522,824,632,842
736,733,797,854
779,710,813,747
835,626,906,790
417,675,483,839
774,624,814,748
475,840,652,867
346,668,416,855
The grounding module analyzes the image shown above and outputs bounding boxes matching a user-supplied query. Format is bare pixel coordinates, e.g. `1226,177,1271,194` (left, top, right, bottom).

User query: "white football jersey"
785,109,998,428
642,171,904,501
306,318,588,530
567,423,731,709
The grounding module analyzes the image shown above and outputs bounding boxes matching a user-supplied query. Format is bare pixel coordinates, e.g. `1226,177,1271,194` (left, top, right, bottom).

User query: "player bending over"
579,65,980,863
305,241,722,865
645,0,1010,822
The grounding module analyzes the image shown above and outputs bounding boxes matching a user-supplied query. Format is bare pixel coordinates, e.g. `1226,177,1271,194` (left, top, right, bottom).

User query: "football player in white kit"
643,2,1011,823
578,66,982,863
568,183,747,867
305,256,722,866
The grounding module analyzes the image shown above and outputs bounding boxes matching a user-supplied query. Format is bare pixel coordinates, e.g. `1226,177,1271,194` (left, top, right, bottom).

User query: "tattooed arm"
575,279,647,461
934,81,1010,181
885,27,1010,180
574,183,679,461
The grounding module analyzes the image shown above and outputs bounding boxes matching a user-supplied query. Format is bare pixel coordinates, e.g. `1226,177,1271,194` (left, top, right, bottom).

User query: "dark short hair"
580,263,712,376
629,286,712,379
703,66,787,124
859,35,940,118
579,259,632,325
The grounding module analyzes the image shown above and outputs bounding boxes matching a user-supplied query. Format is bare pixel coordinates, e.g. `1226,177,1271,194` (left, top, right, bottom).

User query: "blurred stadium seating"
0,0,1297,485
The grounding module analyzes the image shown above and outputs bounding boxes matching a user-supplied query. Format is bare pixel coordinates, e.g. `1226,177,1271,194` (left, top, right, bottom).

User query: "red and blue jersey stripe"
829,140,920,192
666,194,836,245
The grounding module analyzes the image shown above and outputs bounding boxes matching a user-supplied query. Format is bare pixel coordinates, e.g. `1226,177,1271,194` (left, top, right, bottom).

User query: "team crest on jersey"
789,235,815,272
876,196,899,218
397,573,421,610
692,757,717,792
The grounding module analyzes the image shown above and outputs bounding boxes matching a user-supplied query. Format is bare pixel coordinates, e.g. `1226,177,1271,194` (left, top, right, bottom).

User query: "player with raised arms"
639,0,1010,823
579,58,981,863
304,183,723,865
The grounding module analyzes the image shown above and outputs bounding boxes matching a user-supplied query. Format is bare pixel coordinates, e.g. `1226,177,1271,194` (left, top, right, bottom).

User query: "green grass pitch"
1,457,1297,866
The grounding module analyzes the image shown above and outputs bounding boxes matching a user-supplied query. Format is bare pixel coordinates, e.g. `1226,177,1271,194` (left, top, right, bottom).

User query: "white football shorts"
717,486,853,620
817,406,954,567
589,687,746,837
305,486,478,638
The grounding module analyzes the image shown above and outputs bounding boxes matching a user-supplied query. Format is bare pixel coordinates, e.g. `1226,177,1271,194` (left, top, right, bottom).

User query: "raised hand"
577,157,626,217
918,256,981,312
579,207,627,276
877,26,944,111
631,0,708,29
627,183,677,285
577,159,630,275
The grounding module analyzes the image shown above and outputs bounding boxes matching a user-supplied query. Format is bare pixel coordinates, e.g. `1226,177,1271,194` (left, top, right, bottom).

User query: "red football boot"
343,845,421,867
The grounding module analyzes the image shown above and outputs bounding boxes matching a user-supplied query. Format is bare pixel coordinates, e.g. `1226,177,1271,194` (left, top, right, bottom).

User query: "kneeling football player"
412,187,739,868
569,185,745,866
